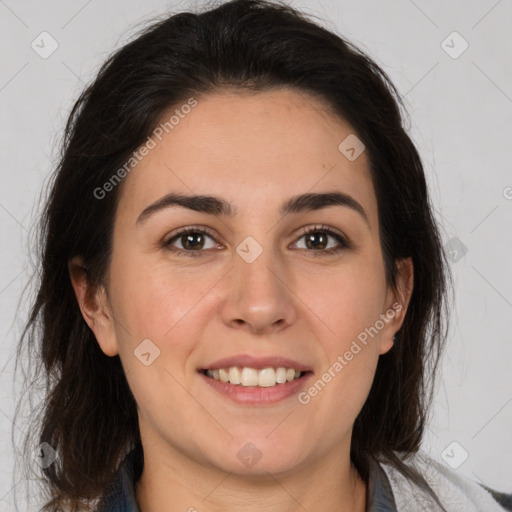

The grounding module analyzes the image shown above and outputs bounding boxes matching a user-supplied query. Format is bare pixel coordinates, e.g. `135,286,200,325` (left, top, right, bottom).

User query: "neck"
135,437,367,512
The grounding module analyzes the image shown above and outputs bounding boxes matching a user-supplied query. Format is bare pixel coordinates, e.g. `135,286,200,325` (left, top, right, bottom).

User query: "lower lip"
198,371,313,405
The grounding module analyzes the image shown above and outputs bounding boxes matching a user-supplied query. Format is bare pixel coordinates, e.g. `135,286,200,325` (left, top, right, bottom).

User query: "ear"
68,255,119,357
378,257,414,355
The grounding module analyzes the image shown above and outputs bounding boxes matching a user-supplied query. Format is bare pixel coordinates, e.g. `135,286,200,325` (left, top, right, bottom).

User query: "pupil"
307,233,326,250
183,233,203,250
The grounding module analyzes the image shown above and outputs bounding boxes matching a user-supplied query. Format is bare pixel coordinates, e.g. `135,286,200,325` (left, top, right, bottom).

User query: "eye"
162,224,349,258
162,226,221,257
292,224,349,256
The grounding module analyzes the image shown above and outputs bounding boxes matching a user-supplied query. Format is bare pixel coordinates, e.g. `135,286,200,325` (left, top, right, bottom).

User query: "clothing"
95,447,510,511
380,451,510,511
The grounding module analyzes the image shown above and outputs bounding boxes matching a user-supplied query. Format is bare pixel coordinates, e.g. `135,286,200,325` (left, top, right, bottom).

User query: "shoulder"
378,450,510,512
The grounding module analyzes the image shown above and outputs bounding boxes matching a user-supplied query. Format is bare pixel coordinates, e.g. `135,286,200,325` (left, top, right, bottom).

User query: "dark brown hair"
13,0,451,510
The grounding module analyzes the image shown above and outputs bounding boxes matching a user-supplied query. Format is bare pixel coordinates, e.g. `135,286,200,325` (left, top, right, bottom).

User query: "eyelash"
162,224,350,258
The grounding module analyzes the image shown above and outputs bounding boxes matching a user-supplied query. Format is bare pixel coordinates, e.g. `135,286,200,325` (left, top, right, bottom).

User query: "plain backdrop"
1,0,511,509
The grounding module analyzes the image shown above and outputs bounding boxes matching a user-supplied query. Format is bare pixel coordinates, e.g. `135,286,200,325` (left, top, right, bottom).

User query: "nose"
220,245,298,335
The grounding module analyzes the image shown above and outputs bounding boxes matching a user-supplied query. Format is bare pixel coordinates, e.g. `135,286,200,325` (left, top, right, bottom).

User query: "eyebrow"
136,191,370,227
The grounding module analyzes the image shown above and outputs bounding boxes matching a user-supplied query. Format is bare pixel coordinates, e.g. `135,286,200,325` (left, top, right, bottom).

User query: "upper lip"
200,354,312,372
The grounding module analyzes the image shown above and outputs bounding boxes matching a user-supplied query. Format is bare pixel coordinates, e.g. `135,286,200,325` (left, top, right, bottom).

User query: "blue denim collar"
96,447,142,512
366,456,398,511
96,448,397,511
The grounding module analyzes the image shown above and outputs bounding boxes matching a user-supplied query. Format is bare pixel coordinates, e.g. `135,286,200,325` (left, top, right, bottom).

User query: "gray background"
1,0,511,509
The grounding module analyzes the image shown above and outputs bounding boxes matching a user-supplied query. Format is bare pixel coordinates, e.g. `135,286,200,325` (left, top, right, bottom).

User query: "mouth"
198,367,313,388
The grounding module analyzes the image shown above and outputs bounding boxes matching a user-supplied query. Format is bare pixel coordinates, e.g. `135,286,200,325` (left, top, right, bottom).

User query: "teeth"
205,366,303,387
257,368,276,387
285,368,295,382
241,367,259,386
276,367,287,383
229,366,241,384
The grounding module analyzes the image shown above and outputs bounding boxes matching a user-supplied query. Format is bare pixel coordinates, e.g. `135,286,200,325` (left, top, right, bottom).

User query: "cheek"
108,260,220,407
296,255,388,344
302,324,380,437
294,254,386,408
112,256,219,341
111,262,214,434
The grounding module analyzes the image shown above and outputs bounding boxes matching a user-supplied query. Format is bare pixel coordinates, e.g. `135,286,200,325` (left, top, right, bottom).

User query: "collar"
96,448,397,511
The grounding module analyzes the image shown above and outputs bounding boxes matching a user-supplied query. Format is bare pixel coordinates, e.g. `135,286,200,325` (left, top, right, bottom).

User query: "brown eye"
293,225,349,255
178,232,206,250
163,227,220,256
304,231,329,250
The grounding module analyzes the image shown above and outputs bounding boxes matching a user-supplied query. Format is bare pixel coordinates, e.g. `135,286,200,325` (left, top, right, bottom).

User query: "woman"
13,0,510,511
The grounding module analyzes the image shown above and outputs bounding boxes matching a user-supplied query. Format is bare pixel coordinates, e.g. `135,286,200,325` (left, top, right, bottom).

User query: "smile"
198,367,313,405
201,366,305,387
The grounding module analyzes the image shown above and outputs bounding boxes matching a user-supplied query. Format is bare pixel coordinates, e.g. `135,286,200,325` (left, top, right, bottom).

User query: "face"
70,88,412,477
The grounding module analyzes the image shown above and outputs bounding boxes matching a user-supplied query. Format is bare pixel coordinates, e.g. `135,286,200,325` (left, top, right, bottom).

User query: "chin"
207,435,309,476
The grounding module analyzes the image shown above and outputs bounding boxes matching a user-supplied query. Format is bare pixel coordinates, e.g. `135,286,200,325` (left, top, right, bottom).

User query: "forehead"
117,88,377,224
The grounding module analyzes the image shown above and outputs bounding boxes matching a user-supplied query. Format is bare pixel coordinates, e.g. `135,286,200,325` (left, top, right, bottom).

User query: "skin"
69,88,413,512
